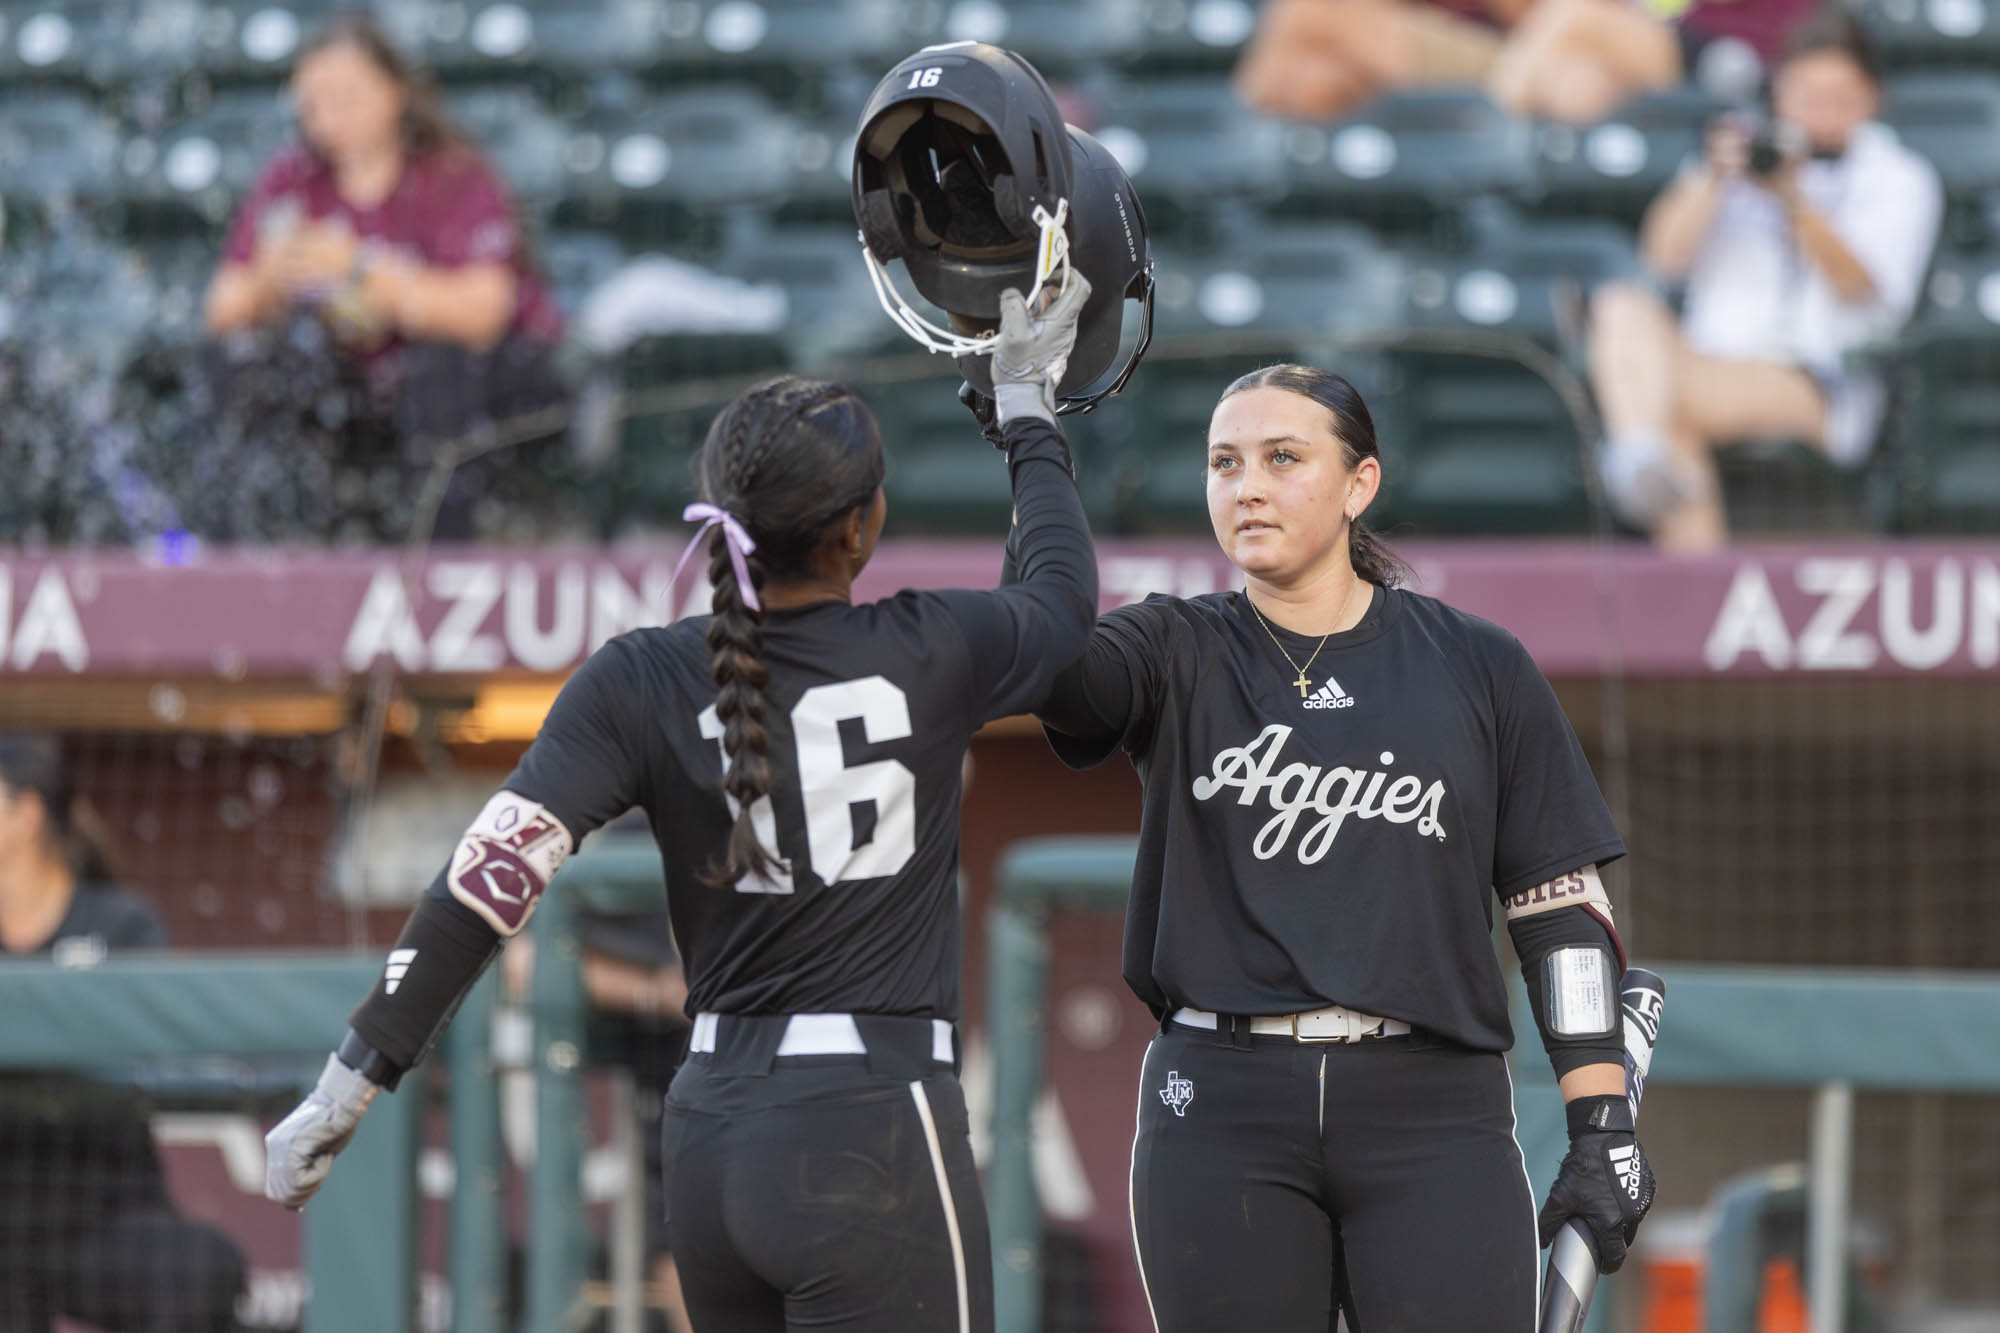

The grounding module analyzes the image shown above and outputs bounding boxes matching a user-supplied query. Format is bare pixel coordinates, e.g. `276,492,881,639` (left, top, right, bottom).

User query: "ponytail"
702,530,780,888
1349,517,1410,590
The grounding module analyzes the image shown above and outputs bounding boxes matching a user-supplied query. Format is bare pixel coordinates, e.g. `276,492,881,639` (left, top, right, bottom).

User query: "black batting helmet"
852,42,1154,413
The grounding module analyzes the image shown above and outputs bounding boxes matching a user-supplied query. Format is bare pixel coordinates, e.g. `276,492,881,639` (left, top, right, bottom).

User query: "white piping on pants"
909,1080,971,1333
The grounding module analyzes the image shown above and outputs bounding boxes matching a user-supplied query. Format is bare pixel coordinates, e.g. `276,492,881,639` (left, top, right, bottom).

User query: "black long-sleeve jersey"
349,417,1096,1072
1021,579,1626,1053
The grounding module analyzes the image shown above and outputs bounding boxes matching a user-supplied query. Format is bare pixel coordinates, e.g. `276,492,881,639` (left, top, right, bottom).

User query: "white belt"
689,1012,955,1063
1172,1005,1411,1043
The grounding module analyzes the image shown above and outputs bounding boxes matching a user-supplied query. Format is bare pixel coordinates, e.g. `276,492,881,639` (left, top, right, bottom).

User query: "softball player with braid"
262,277,1096,1333
1009,363,1656,1332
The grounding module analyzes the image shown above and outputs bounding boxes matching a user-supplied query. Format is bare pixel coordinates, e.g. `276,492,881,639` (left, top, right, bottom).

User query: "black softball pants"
1129,1021,1539,1333
663,1020,992,1333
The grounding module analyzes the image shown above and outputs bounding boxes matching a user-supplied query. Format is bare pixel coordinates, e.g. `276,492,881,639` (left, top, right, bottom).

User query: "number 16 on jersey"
697,675,918,895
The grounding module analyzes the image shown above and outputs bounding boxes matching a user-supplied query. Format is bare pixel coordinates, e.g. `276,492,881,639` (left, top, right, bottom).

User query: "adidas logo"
1302,677,1356,711
383,948,418,996
1609,1144,1644,1200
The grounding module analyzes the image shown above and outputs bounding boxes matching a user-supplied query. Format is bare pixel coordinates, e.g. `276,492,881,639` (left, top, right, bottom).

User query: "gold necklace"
1246,576,1364,699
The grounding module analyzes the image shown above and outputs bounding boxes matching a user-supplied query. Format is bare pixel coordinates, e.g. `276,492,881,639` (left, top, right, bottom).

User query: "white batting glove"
264,1052,381,1209
990,274,1093,426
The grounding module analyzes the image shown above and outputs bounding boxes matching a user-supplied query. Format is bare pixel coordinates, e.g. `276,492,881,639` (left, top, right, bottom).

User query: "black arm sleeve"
993,487,1172,770
347,639,652,1081
346,883,503,1084
1508,904,1626,1079
932,414,1099,724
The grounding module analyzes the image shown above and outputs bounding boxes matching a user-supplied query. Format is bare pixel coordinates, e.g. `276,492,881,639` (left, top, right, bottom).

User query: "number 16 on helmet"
851,42,1156,414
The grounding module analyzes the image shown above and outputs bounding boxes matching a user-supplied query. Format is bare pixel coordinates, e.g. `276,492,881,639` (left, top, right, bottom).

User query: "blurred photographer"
1587,12,1941,551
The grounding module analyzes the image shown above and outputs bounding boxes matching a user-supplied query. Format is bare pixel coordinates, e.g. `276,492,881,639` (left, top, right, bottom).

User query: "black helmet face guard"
1058,259,1154,416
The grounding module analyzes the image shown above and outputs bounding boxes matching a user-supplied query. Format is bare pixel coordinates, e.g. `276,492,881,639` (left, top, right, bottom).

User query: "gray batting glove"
989,274,1093,426
264,1052,381,1209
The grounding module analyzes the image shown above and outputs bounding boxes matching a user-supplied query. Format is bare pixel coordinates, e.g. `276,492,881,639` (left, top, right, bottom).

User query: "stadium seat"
130,235,220,343
554,87,798,238
1856,0,2000,69
872,375,1033,535
445,84,573,216
931,0,1150,73
764,86,866,224
603,327,791,530
1528,86,1720,224
1879,247,2000,531
1084,78,1291,237
119,87,297,231
195,0,347,84
650,0,935,80
1114,0,1260,73
1880,71,2000,206
0,90,123,219
710,222,895,369
1367,350,1593,533
1711,437,1873,536
538,227,629,318
2,229,162,372
1396,211,1641,347
1146,221,1403,344
1369,212,1615,532
1277,90,1538,237
0,0,187,88
420,0,670,79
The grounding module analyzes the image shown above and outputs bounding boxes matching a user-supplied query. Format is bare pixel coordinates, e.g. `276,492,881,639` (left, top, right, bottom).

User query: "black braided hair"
1218,364,1413,590
696,376,886,887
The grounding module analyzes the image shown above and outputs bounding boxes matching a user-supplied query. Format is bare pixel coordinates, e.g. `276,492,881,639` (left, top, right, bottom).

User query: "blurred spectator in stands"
1237,0,1814,123
1236,0,1530,121
0,735,247,1332
1489,0,1819,121
1588,13,1941,550
202,15,568,540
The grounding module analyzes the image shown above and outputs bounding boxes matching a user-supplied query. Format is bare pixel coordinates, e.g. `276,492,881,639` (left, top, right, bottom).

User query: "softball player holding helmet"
262,42,1158,1333
1009,364,1656,1331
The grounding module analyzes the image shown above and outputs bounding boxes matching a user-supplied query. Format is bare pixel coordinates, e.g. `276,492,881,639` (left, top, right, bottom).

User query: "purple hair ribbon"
673,502,760,612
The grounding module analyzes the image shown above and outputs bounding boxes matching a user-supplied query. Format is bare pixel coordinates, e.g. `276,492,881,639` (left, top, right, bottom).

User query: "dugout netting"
1600,674,2000,1315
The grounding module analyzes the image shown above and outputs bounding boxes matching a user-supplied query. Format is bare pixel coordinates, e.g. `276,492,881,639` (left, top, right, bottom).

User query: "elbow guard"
1506,866,1626,1076
446,791,575,937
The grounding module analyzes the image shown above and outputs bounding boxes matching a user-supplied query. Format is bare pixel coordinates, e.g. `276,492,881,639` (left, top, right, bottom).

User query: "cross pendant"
1295,672,1311,697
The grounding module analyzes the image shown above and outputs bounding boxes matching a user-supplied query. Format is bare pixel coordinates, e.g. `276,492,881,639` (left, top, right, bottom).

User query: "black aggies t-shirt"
1043,584,1625,1052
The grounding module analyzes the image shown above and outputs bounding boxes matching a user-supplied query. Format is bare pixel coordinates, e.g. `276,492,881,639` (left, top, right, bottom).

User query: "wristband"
1566,1093,1634,1137
337,1027,406,1091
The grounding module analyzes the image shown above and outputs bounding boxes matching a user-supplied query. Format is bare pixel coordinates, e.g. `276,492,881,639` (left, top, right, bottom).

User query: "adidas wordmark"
1302,678,1355,711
